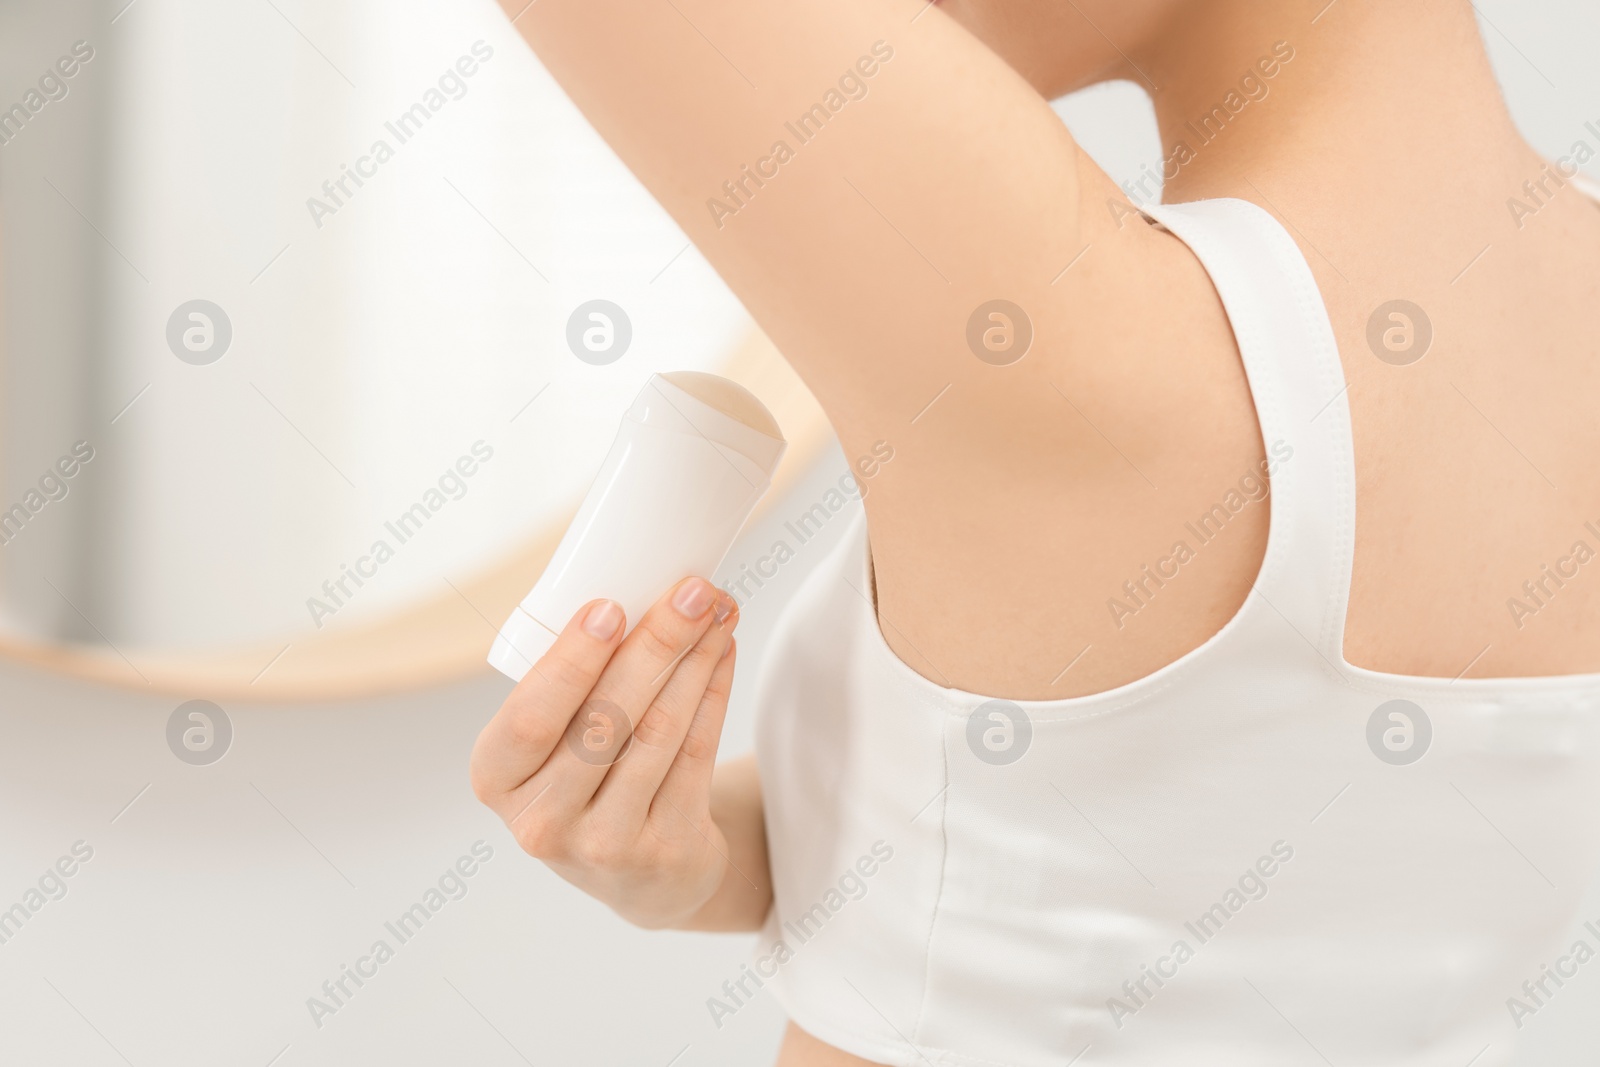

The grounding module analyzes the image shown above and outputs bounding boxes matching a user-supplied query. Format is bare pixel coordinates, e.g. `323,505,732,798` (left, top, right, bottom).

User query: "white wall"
6,0,751,651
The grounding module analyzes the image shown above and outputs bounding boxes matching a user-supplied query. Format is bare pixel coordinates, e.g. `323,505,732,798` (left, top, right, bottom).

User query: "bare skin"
475,1,1600,1063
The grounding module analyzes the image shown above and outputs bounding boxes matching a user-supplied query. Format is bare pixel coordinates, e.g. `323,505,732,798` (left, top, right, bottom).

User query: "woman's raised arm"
494,0,1138,423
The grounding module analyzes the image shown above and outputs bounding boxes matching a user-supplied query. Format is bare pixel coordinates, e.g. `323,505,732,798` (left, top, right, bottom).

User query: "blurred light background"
1,0,752,650
1,0,1598,1064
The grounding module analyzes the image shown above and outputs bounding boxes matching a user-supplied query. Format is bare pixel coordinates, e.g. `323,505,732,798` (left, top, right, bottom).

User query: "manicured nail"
721,637,736,660
583,600,623,639
713,593,737,625
672,578,715,618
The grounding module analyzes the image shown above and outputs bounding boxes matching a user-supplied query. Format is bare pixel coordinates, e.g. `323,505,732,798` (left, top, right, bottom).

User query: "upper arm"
497,0,1146,425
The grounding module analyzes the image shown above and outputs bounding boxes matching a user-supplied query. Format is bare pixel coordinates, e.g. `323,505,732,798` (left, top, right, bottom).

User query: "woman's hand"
470,577,747,929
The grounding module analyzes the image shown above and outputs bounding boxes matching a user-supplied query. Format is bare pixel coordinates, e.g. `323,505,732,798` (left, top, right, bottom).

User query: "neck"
1134,1,1537,208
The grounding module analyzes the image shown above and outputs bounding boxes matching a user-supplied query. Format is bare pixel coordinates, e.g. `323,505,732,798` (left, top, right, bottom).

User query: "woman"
470,1,1600,1063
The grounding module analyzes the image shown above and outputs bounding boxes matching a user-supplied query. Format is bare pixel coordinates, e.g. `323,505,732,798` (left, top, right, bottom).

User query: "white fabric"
752,197,1600,1066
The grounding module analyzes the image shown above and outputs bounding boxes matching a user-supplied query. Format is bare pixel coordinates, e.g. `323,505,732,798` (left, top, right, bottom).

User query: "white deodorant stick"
487,372,787,681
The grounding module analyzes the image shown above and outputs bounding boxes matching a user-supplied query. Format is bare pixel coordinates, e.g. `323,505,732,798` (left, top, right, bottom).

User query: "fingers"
506,576,727,821
471,597,627,801
593,597,738,820
652,636,736,821
594,577,725,710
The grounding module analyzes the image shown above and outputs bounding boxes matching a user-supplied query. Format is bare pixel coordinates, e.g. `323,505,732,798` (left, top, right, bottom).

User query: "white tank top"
750,198,1600,1066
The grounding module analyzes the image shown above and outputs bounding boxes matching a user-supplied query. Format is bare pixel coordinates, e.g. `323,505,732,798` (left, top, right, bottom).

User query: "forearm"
679,753,771,932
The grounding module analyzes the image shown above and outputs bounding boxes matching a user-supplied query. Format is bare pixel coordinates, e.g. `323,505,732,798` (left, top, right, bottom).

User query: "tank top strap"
1141,197,1357,665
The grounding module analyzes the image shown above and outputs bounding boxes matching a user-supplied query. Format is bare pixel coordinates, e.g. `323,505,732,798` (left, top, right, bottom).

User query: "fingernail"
713,593,737,625
672,578,715,618
721,637,736,660
583,600,623,639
